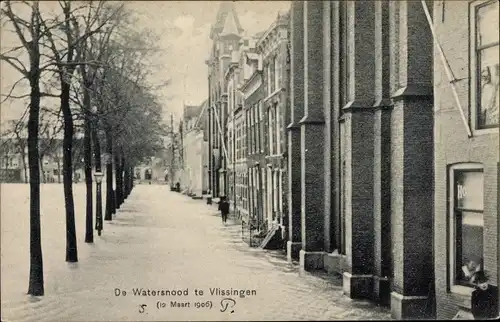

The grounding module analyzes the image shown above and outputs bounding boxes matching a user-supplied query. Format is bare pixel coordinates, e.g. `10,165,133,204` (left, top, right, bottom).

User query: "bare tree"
1,0,46,296
41,0,121,261
73,4,124,242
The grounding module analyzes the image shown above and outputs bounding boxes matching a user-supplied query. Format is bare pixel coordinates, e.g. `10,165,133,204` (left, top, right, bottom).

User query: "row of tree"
1,1,168,296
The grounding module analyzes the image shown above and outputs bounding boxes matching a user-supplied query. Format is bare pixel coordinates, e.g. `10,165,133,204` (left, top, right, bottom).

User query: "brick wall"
433,1,499,319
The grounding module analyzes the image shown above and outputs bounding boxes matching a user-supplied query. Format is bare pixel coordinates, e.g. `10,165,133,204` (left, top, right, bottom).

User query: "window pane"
455,170,484,210
270,59,276,93
456,211,484,285
477,1,499,48
477,45,499,128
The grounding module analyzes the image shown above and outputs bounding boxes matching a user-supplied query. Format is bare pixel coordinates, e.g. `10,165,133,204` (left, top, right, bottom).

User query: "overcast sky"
0,1,290,127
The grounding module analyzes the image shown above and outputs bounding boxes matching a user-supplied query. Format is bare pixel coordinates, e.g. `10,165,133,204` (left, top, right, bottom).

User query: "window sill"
450,285,474,309
472,126,499,137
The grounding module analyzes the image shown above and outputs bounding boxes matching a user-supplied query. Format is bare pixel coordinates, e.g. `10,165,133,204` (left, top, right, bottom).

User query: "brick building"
240,35,266,243
206,2,244,199
287,0,498,320
432,0,498,319
256,11,290,243
225,43,249,217
288,1,429,319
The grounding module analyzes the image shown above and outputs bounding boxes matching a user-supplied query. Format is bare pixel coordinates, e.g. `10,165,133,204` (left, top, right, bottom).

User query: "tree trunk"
104,129,114,220
83,86,93,243
123,156,129,199
130,166,134,192
128,165,132,196
57,159,61,183
39,156,45,183
21,147,28,183
114,149,123,209
92,121,103,233
27,70,44,296
61,82,78,262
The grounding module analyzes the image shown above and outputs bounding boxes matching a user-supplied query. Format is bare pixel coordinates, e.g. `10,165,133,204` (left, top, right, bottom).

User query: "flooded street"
1,184,390,321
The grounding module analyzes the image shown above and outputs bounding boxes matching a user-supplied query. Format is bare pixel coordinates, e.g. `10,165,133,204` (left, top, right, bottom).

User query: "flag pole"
421,0,472,138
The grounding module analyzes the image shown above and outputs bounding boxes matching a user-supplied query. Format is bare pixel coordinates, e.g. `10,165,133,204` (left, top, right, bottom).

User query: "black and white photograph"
0,0,499,321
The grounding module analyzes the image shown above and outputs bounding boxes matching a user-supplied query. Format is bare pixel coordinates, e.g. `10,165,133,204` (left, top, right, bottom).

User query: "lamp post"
94,170,104,236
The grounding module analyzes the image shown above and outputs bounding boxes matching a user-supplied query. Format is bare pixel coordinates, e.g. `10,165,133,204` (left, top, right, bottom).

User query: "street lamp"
94,170,104,236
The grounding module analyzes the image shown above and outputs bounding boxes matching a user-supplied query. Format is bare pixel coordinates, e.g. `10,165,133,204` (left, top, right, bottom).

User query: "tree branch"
0,54,29,77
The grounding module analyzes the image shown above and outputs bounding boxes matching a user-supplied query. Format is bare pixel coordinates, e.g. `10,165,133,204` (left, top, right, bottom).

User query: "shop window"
471,0,499,130
449,164,484,293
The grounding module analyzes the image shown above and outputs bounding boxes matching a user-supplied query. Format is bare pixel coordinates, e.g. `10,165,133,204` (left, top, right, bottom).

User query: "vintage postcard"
1,1,498,321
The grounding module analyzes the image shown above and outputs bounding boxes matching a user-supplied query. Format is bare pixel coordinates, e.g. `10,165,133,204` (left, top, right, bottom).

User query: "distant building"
181,101,209,197
0,137,85,183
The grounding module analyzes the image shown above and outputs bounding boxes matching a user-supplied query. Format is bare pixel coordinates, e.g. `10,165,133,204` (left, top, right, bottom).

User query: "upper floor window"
471,0,499,130
275,103,281,155
268,107,274,155
269,58,276,94
275,54,281,91
259,101,264,153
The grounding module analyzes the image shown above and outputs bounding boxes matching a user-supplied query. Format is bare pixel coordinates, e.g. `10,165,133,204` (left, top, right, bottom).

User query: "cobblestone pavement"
2,184,391,321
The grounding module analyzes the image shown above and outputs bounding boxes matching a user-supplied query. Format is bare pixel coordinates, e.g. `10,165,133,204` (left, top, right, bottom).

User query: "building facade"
256,12,290,240
206,2,244,200
0,137,84,183
181,101,209,197
226,47,248,216
433,0,498,319
239,36,266,241
287,0,498,320
288,1,432,319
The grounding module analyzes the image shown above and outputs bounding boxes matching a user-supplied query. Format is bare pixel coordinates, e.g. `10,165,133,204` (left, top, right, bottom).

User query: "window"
268,107,274,155
253,105,258,153
449,164,484,292
249,108,253,154
255,104,260,153
267,65,271,95
259,101,264,153
275,54,281,90
245,110,250,154
275,103,281,155
269,58,276,94
471,0,499,129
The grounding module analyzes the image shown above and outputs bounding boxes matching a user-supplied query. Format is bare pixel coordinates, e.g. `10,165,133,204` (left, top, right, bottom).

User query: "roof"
246,52,259,61
210,2,244,39
254,31,266,39
193,99,208,130
183,104,202,122
256,10,290,50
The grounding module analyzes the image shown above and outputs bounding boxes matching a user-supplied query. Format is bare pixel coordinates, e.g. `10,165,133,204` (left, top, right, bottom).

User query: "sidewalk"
1,184,391,321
